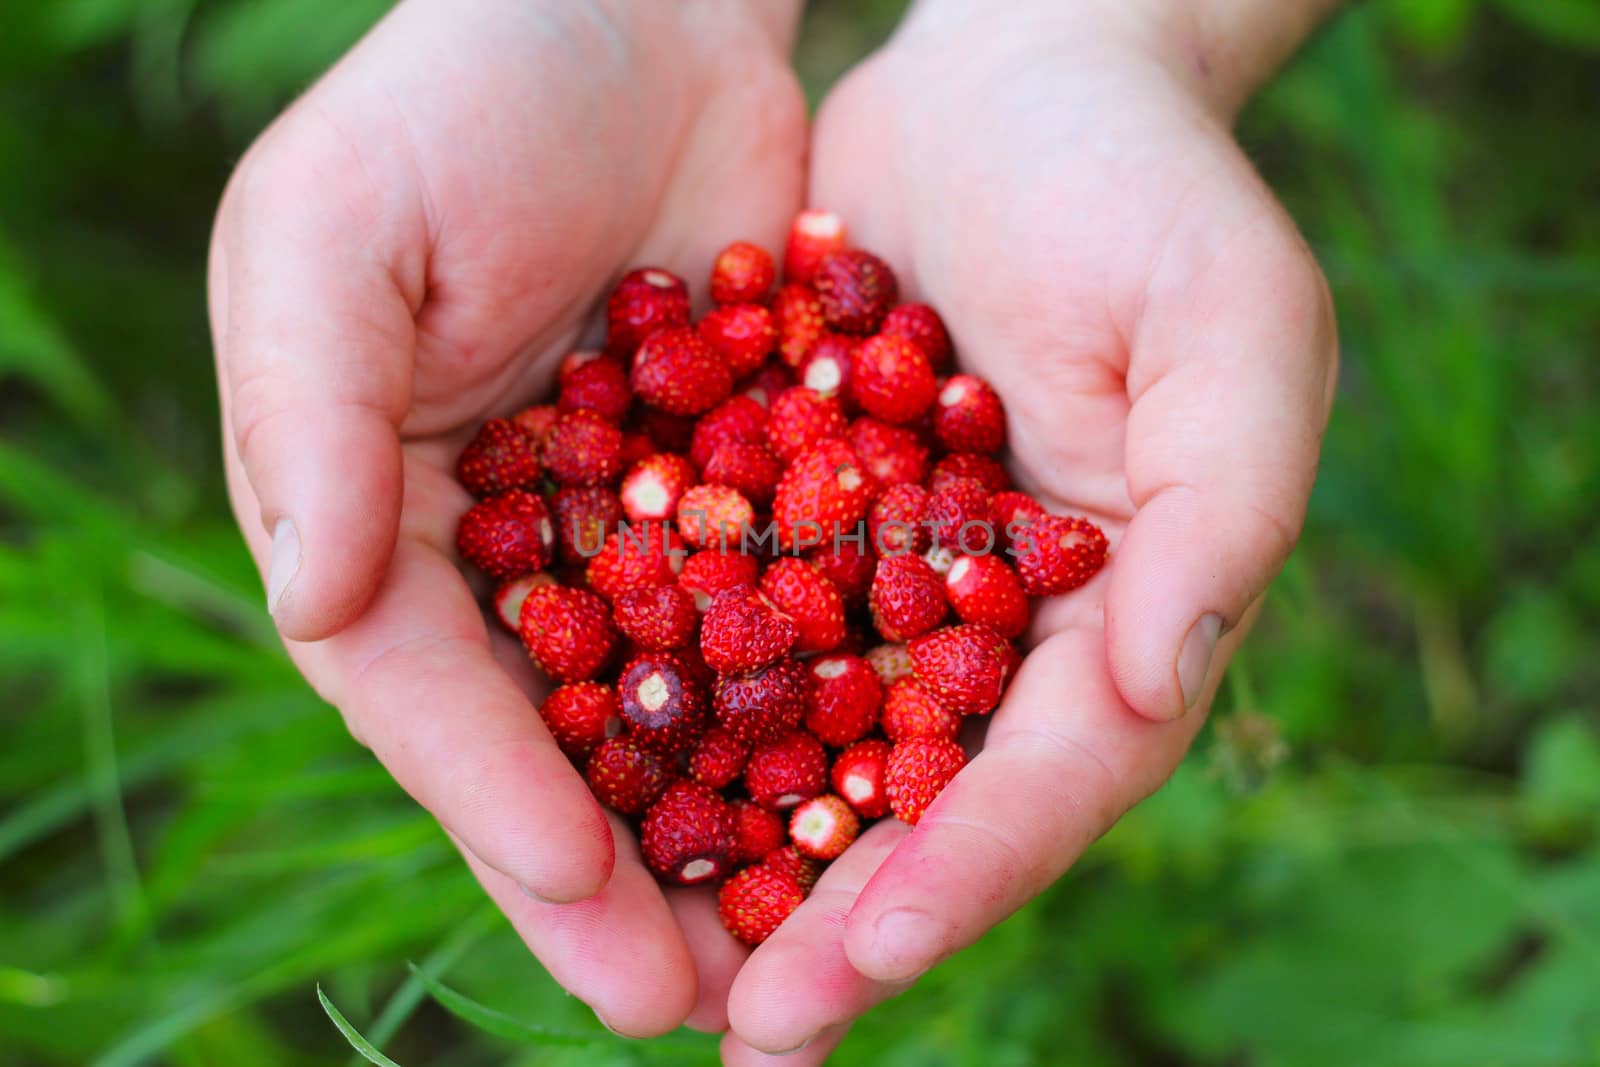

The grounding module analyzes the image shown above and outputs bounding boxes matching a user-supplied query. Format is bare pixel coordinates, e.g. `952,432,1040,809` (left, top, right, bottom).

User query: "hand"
207,0,805,1037
721,2,1337,1059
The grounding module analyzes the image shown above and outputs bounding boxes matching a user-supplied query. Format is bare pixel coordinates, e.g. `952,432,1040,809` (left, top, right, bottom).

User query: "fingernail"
518,882,557,904
772,1036,813,1056
266,518,301,615
868,907,941,979
594,1010,624,1037
1177,613,1223,711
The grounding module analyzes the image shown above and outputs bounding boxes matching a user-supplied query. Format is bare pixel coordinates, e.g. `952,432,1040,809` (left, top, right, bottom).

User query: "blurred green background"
3,1,1598,1064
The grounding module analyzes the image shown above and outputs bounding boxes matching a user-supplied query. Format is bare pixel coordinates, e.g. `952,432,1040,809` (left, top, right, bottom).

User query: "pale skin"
208,0,1339,1061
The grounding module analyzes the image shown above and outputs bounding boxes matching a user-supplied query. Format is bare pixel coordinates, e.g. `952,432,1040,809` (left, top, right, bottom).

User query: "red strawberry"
848,417,930,487
773,283,826,368
713,657,807,746
908,623,1016,715
869,554,948,642
641,781,736,885
711,241,777,305
881,302,952,369
813,250,899,335
926,476,995,554
739,362,796,408
606,267,690,355
698,304,776,379
731,799,786,863
586,525,686,602
640,409,699,454
617,431,657,470
865,642,913,686
558,349,606,383
789,795,860,861
869,483,932,557
557,356,632,423
689,726,749,789
612,583,697,651
945,554,1029,637
539,682,623,762
689,396,769,469
631,326,732,416
542,410,624,488
773,440,880,551
850,334,936,424
990,491,1047,551
511,404,560,446
1013,514,1110,595
618,652,707,754
831,739,893,819
719,863,805,946
933,374,1006,454
762,845,822,891
745,731,828,811
881,676,962,743
765,386,848,465
702,441,783,505
493,572,556,631
885,737,967,825
677,484,754,551
678,550,761,611
699,584,798,674
804,539,876,604
804,654,883,747
797,333,858,400
550,486,623,566
457,490,555,579
760,558,847,654
456,418,542,498
783,210,848,285
619,453,696,523
519,584,616,683
586,737,675,815
929,452,1010,494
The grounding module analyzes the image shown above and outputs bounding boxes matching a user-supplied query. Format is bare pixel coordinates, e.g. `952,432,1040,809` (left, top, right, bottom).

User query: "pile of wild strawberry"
454,211,1107,946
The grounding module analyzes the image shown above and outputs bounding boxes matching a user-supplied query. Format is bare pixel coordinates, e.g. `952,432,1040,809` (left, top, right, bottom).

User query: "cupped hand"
721,4,1337,1060
207,0,805,1037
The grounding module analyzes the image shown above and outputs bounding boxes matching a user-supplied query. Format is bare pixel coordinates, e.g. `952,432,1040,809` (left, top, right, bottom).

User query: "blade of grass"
318,986,404,1067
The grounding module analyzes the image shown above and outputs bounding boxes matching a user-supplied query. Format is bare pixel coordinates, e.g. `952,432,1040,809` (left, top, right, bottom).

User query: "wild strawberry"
698,304,776,379
641,781,736,886
789,795,859,861
618,652,707,754
619,453,696,523
558,349,607,382
640,409,698,454
881,677,962,743
586,525,686,602
631,326,732,416
908,623,1016,716
804,539,876,604
849,417,930,487
678,550,761,611
618,431,657,471
586,737,675,815
511,404,560,446
797,333,858,400
804,654,883,747
689,726,749,789
456,418,542,498
773,440,880,551
813,250,899,335
699,584,798,674
606,267,690,355
865,642,913,686
773,283,826,367
719,863,805,946
539,682,623,762
929,452,1010,494
881,302,952,369
933,374,1006,454
850,334,936,424
869,555,948,642
991,491,1047,550
759,558,847,654
1013,514,1110,595
731,799,786,863
922,542,959,577
542,410,624,488
945,554,1029,637
713,657,807,747
711,241,777,305
765,386,848,465
831,739,893,819
457,490,555,579
550,487,623,566
519,585,616,683
926,476,995,554
783,209,848,285
677,484,754,551
885,737,967,825
745,731,828,811
762,845,822,891
612,583,697,651
869,483,931,557
557,356,632,423
493,572,556,631
702,441,783,505
739,362,795,408
689,396,769,469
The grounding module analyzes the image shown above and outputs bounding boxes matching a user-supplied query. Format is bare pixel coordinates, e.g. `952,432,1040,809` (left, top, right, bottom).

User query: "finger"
457,815,698,1038
843,625,1222,982
1107,207,1337,720
728,821,911,1052
720,1024,850,1066
667,888,750,1033
210,113,427,642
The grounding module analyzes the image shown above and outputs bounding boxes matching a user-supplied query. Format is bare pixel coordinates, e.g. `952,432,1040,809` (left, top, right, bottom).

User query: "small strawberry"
542,410,624,488
990,491,1047,551
619,453,697,523
1013,514,1110,595
849,417,930,487
678,550,761,611
618,652,707,754
698,304,777,379
929,452,1011,494
881,302,952,369
773,283,826,367
922,542,960,577
797,333,858,400
881,676,962,743
606,267,690,355
804,539,876,604
640,409,699,454
617,431,657,470
677,484,754,551
457,490,555,579
689,396,769,469
631,326,732,416
586,737,675,815
550,486,624,565
641,781,736,885
804,654,883,747
813,250,899,334
789,795,860,861
519,584,617,683
710,241,777,305
558,349,606,383
773,440,880,551
865,642,914,686
933,374,1006,454
719,863,805,946
731,799,786,863
885,737,967,825
850,334,936,424
869,554,948,642
831,739,893,819
760,558,847,654
765,386,848,465
493,572,556,631
783,209,848,285
456,418,542,498
745,731,829,811
762,845,823,891
612,583,698,651
713,657,808,747
739,362,796,408
539,682,623,762
511,404,560,446
869,483,932,557
926,476,995,554
702,441,783,505
689,726,749,789
908,623,1016,716
945,554,1029,638
699,584,798,674
586,525,686,602
557,356,632,424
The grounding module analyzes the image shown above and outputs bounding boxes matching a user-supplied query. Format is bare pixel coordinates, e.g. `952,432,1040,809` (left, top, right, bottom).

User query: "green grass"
3,2,1598,1065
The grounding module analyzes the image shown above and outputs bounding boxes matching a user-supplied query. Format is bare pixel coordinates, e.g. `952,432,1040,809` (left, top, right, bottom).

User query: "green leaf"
407,965,603,1048
316,986,403,1067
